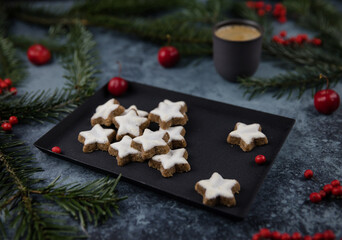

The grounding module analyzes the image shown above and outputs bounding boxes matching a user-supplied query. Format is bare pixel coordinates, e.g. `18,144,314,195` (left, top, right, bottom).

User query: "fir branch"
62,23,99,94
0,37,26,85
0,133,42,199
37,175,126,228
1,5,125,239
12,199,82,240
263,41,342,67
285,0,342,51
239,66,342,99
0,89,82,123
0,23,98,122
1,132,125,239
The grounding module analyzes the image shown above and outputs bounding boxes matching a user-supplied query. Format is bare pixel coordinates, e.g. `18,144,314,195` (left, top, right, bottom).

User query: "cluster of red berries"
252,228,336,240
0,78,17,95
304,169,342,203
272,31,322,46
1,116,18,132
246,2,287,23
309,178,342,203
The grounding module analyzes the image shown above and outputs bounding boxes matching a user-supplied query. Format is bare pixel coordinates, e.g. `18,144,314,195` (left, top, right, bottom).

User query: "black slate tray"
34,82,295,219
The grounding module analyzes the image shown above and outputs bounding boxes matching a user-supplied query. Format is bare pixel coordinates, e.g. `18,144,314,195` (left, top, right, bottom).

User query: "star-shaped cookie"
159,126,187,149
78,124,116,152
108,135,143,166
227,122,268,152
113,110,150,141
195,172,240,207
149,148,190,177
149,99,188,129
91,99,125,126
131,129,170,160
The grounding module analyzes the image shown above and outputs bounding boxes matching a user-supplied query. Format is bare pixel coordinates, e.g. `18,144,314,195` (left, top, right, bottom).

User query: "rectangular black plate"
34,82,295,219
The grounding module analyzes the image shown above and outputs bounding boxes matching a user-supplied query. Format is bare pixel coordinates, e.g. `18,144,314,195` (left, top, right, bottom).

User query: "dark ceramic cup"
213,19,263,82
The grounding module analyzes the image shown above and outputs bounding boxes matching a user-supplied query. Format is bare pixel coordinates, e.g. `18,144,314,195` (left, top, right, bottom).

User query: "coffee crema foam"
215,25,261,41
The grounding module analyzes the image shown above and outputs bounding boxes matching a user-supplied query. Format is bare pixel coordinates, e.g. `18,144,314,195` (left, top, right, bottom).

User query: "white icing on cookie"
110,135,139,158
197,172,238,199
150,99,186,122
159,126,185,144
122,105,148,117
229,122,266,144
152,148,188,170
91,99,121,120
132,129,168,151
79,124,114,145
114,110,149,137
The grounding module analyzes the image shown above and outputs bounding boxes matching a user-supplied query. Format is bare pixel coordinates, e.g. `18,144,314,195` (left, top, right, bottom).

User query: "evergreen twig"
0,37,26,85
0,19,124,239
0,23,98,122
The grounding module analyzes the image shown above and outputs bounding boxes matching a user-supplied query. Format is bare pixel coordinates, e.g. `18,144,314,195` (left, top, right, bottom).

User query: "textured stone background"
8,1,342,239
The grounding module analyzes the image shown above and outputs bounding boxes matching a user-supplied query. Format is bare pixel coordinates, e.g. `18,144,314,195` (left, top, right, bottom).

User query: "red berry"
252,233,261,240
282,40,290,46
304,236,313,240
8,116,18,125
272,35,282,43
27,44,51,65
257,9,266,17
255,155,266,165
281,233,291,240
313,233,323,240
292,232,302,240
255,1,265,9
158,46,180,68
1,122,12,131
279,30,287,38
300,34,309,42
295,35,304,45
273,8,281,17
318,190,326,199
310,192,322,203
278,16,287,23
259,228,272,238
10,87,17,95
51,146,61,154
4,78,12,86
312,38,322,46
279,8,287,16
314,89,340,115
265,4,272,12
272,231,282,240
323,184,333,194
107,77,128,96
274,3,284,9
0,88,2,94
0,81,8,89
331,179,340,187
322,230,335,240
304,169,313,179
332,186,342,196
